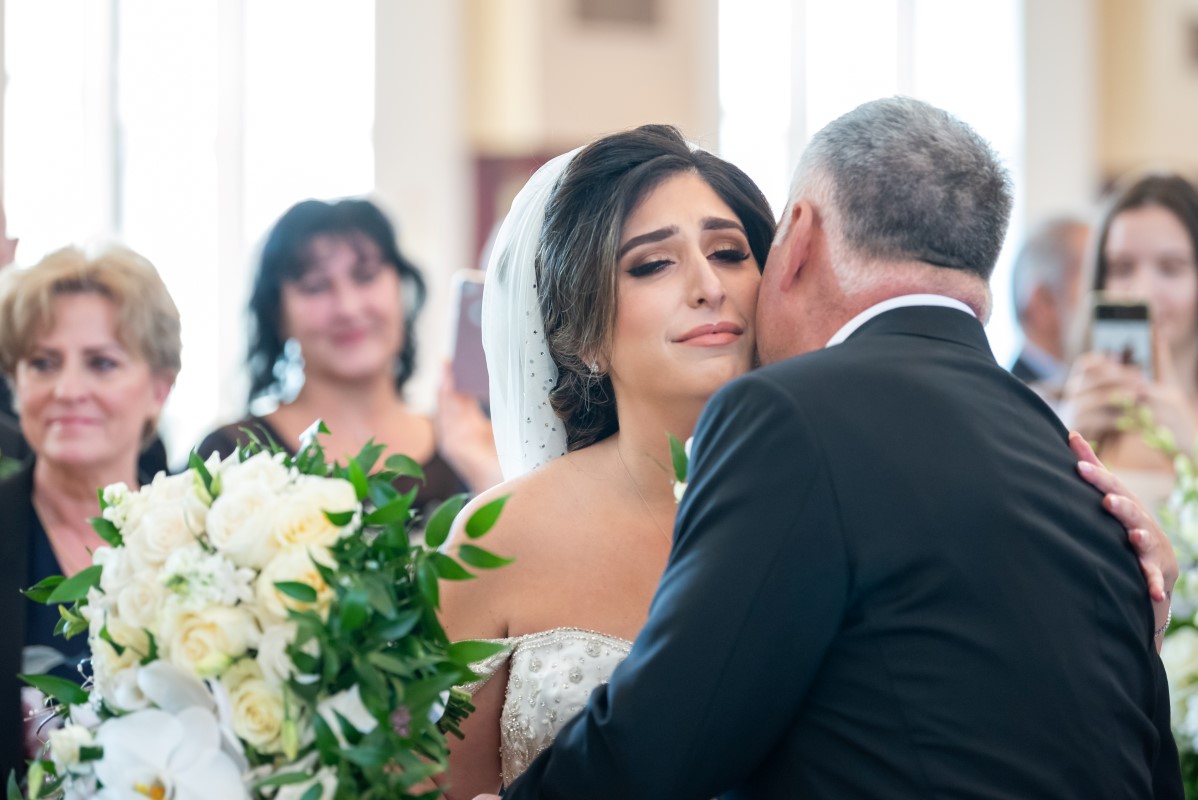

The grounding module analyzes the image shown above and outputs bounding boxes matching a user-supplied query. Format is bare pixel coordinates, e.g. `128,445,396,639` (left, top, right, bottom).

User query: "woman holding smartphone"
1062,173,1198,501
196,199,503,511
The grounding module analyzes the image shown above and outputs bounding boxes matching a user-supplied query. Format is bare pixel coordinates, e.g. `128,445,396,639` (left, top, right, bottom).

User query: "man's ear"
775,200,816,292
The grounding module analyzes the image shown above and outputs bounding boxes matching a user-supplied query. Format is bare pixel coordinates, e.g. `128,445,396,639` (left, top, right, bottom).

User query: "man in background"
1009,217,1089,395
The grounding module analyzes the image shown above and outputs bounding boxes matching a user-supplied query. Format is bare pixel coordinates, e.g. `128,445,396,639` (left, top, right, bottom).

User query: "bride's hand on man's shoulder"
1069,431,1177,604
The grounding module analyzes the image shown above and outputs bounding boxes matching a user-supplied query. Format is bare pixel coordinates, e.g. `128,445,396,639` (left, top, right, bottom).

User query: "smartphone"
449,270,490,404
1090,297,1153,380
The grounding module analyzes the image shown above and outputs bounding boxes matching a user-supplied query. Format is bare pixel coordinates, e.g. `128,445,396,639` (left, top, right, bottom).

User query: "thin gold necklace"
615,442,672,544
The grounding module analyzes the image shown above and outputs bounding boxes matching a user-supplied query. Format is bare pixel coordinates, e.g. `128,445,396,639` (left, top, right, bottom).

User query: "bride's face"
608,170,760,406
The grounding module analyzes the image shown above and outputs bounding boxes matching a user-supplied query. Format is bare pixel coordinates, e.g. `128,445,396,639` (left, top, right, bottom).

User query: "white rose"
163,606,259,678
207,485,283,569
221,659,286,754
48,724,95,772
114,569,169,631
90,617,150,711
271,476,358,551
256,623,298,688
95,546,142,597
123,500,204,569
316,685,377,747
109,667,150,713
254,547,336,623
218,451,292,493
1161,627,1198,735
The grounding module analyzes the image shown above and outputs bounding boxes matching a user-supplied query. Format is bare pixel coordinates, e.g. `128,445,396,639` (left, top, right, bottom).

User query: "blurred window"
5,0,376,462
718,0,1023,363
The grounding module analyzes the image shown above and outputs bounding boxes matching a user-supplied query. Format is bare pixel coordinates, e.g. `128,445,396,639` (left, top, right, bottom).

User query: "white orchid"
92,707,248,800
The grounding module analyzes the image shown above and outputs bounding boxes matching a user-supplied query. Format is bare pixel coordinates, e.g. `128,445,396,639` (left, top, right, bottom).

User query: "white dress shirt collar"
825,294,977,348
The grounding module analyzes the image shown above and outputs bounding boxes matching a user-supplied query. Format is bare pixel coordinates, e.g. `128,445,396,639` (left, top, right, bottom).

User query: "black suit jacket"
505,306,1180,799
0,463,34,778
1009,350,1046,384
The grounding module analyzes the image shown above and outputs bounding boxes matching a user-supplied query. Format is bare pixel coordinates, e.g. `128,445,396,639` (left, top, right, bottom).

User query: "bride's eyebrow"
618,226,679,259
703,217,746,235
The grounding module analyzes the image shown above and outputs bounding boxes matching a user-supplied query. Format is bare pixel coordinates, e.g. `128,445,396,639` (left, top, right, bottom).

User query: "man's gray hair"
1010,217,1087,318
782,96,1013,283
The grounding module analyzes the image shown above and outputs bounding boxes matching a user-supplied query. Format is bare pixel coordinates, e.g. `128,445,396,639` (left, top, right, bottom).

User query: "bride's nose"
686,253,726,308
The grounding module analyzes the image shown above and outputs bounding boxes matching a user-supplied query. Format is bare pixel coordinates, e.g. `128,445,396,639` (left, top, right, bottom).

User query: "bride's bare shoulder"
446,447,609,555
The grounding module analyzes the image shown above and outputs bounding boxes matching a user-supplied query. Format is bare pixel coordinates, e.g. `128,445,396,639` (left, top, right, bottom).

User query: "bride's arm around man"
486,97,1181,800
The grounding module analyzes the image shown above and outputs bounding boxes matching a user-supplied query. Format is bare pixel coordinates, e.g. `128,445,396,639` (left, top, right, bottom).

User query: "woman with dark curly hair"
196,198,501,512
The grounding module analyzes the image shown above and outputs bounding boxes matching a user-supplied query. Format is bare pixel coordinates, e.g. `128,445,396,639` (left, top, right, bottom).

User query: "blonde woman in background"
0,245,181,777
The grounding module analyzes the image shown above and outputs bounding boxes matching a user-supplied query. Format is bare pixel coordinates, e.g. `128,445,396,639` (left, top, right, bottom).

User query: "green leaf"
99,624,125,656
424,494,468,549
429,552,474,581
46,565,102,604
274,581,318,603
299,785,323,800
140,630,159,666
20,674,88,706
89,516,123,548
188,451,214,495
341,743,388,768
457,544,514,570
7,769,20,800
59,605,88,640
375,610,421,642
324,510,356,527
353,440,386,475
465,495,510,539
668,432,689,483
417,559,440,609
312,712,339,760
254,771,315,789
367,652,414,676
385,453,425,481
347,458,369,501
338,590,370,633
447,640,509,664
364,492,415,526
22,575,65,605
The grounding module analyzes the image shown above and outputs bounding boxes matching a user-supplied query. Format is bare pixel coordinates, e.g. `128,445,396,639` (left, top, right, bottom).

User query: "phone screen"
1090,300,1153,380
450,270,489,404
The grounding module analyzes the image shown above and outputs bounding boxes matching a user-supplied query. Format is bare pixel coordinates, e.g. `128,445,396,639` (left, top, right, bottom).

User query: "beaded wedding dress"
466,628,632,786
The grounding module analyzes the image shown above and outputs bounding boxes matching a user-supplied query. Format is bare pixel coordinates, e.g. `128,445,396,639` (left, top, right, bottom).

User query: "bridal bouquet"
1119,406,1198,794
13,426,509,800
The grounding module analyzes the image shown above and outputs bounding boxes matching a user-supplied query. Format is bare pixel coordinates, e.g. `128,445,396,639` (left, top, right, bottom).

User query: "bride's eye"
627,259,671,278
710,248,750,264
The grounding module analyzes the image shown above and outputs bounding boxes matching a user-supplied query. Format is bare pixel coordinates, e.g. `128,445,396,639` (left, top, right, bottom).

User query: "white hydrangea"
161,544,255,610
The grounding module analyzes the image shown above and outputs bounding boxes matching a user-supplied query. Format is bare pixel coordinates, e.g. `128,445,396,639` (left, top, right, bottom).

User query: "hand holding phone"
1089,297,1153,380
449,270,489,404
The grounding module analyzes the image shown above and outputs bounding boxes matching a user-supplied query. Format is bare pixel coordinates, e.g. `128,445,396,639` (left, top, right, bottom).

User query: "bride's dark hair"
537,124,776,451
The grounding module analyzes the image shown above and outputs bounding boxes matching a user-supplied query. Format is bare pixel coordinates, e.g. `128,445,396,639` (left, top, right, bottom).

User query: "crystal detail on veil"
464,627,633,787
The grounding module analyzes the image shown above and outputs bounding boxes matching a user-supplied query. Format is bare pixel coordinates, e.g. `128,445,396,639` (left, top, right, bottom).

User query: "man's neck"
840,263,991,323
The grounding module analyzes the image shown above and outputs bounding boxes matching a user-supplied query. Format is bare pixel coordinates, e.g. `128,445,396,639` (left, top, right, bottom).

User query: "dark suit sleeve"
504,374,851,799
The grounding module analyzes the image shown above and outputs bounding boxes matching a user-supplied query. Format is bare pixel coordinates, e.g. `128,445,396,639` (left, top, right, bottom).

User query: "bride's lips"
674,321,745,347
